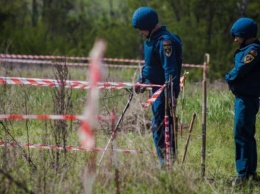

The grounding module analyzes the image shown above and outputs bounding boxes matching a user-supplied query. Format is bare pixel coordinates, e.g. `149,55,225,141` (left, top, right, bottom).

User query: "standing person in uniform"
225,17,260,185
131,6,182,165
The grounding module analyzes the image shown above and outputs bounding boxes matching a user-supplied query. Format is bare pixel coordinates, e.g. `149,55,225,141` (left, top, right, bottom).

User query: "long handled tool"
181,113,196,165
98,89,133,165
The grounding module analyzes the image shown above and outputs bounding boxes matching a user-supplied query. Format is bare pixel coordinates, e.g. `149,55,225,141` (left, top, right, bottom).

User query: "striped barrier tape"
0,77,162,90
0,53,207,68
0,114,110,121
0,53,143,64
141,85,166,108
0,75,186,109
141,72,188,108
164,115,171,169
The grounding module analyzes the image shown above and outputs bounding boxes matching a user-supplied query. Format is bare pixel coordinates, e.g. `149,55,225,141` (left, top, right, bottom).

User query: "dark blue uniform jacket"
140,26,182,96
225,40,260,97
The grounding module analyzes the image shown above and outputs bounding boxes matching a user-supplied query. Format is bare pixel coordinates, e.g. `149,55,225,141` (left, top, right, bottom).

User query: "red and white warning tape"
164,115,171,169
0,74,186,109
0,53,207,68
142,72,189,108
141,85,166,108
0,77,162,90
0,53,143,64
0,114,110,121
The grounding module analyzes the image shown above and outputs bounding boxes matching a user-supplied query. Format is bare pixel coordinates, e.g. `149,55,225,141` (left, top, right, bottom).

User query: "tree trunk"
32,0,38,27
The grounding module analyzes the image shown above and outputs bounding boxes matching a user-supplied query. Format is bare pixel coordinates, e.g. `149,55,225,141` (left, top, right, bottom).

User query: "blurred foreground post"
79,39,107,194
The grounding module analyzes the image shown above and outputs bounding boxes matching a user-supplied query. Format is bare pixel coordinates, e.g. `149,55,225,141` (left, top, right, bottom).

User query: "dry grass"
0,63,260,193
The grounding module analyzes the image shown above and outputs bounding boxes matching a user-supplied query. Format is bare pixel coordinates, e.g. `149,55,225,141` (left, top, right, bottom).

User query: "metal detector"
98,89,133,165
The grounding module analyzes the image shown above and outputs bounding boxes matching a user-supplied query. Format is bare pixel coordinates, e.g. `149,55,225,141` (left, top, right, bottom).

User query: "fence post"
201,53,210,179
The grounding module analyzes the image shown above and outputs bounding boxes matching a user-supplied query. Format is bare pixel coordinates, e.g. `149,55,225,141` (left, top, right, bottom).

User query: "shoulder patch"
244,54,254,64
244,49,258,64
163,40,172,57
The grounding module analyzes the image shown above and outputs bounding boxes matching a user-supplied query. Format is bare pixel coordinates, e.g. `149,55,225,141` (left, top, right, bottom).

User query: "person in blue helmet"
132,6,182,165
225,17,260,185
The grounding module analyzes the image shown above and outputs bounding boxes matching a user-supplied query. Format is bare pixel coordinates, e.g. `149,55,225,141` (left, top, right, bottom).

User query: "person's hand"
134,82,146,94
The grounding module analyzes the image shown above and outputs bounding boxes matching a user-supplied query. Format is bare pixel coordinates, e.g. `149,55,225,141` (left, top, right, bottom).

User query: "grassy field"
0,62,260,194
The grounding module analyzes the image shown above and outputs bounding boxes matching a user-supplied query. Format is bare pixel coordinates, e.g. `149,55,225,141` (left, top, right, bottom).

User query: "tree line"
0,0,259,80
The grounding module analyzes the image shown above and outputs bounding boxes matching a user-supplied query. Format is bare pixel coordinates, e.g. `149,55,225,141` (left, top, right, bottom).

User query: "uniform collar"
148,26,167,40
239,39,260,51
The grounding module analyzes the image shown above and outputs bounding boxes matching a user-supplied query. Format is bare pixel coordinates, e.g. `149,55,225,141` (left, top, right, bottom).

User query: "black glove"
134,82,146,94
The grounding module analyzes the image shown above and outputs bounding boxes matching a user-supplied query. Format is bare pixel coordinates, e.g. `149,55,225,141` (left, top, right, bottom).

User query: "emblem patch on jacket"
163,41,172,57
244,49,257,64
244,54,254,64
244,49,258,64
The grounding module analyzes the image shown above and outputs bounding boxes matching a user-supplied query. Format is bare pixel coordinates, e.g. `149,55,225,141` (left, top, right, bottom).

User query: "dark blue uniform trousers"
151,87,174,164
234,96,259,177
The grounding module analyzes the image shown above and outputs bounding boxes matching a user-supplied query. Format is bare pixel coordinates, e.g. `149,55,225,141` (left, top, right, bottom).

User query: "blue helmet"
132,7,158,31
230,17,258,39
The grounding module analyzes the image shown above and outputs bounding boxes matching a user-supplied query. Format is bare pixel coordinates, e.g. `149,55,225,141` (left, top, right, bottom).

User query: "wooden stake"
181,113,196,165
201,53,210,179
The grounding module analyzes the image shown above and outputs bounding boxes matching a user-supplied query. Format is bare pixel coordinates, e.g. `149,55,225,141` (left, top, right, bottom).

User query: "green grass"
1,65,260,193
